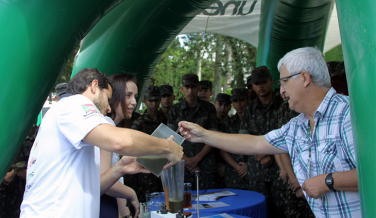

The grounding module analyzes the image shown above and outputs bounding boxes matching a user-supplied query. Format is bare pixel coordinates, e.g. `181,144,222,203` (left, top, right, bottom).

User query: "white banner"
181,0,341,53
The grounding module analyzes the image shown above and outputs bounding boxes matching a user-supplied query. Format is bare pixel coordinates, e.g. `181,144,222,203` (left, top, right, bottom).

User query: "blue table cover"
197,212,251,218
185,189,266,218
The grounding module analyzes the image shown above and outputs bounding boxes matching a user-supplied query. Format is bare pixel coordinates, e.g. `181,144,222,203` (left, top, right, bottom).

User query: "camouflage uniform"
131,109,167,202
0,133,34,218
221,114,249,189
276,101,315,218
167,98,218,190
239,93,285,218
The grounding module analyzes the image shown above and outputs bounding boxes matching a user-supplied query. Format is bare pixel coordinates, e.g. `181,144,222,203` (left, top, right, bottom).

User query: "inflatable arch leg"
336,0,376,216
0,0,122,181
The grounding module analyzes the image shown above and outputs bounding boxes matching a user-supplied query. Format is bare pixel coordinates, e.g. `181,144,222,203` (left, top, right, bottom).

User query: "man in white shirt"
21,68,183,218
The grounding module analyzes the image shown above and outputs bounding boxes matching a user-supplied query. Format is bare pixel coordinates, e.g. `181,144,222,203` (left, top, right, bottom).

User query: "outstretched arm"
178,121,286,155
84,124,183,169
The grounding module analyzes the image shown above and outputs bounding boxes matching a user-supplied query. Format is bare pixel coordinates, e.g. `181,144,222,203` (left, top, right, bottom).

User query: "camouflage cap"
215,93,231,103
182,73,199,86
199,80,212,90
144,85,161,100
159,85,173,96
55,83,68,96
248,66,271,85
231,88,248,101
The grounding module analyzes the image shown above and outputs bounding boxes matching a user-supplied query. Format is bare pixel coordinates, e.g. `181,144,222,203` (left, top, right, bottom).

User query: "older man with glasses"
178,47,361,218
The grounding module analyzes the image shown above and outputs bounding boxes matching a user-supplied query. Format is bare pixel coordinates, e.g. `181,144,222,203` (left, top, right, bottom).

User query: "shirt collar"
297,87,337,124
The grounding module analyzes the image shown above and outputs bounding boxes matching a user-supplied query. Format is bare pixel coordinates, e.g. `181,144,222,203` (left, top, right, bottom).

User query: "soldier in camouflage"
276,90,315,218
220,88,249,189
214,93,232,188
239,66,286,217
159,85,175,120
168,74,218,190
246,74,258,102
0,123,36,218
198,80,213,102
131,85,166,202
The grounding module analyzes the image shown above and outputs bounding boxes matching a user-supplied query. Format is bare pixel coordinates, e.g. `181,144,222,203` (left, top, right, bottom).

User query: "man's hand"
163,136,184,169
185,156,200,170
295,188,305,199
178,121,205,143
256,155,273,167
237,162,247,178
117,156,150,175
279,169,287,182
289,176,301,192
217,163,225,177
189,166,200,175
301,174,329,199
3,170,16,185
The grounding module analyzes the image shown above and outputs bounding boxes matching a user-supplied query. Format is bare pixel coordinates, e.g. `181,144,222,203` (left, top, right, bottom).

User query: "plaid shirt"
266,88,361,218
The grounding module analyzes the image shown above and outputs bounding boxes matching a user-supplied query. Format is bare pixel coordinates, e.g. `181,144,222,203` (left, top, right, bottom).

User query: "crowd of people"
0,47,358,218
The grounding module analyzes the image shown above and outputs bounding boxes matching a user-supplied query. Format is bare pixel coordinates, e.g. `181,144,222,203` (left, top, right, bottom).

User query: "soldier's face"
181,85,200,101
232,98,248,114
252,79,274,98
215,101,231,117
143,99,161,113
161,94,175,108
198,87,213,102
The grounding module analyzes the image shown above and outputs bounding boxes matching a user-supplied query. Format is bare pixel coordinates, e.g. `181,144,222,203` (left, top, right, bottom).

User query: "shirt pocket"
317,135,344,173
293,136,311,178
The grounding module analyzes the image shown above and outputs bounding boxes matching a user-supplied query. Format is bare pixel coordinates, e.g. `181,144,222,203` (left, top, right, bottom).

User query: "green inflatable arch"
0,0,375,215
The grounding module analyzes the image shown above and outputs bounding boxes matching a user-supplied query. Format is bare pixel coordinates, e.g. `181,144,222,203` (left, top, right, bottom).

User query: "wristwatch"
325,173,335,191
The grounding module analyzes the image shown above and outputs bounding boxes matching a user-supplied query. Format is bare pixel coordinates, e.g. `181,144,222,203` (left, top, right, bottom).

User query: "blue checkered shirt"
265,88,361,218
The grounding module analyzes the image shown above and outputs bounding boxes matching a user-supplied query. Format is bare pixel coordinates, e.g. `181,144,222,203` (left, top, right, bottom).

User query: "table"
198,213,252,218
184,189,266,218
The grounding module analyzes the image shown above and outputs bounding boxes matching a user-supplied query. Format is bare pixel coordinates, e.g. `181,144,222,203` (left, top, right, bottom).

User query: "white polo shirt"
21,94,110,218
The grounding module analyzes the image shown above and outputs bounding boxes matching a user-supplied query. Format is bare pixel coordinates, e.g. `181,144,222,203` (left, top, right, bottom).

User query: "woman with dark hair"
100,73,139,218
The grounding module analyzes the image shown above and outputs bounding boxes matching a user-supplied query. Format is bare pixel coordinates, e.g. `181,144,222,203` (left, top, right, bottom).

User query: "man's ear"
301,71,311,87
89,79,99,94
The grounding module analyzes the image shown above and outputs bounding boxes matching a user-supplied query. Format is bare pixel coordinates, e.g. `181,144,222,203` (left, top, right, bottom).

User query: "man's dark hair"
67,68,111,94
107,73,138,120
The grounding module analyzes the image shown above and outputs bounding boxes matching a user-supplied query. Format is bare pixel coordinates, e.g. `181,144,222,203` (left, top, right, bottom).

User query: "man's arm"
302,169,358,199
178,121,286,155
185,145,212,170
84,124,183,168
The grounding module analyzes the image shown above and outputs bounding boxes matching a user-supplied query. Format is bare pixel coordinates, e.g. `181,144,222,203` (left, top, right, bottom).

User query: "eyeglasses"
277,72,302,87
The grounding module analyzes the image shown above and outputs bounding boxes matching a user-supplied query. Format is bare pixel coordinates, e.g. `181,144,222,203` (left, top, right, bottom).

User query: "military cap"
144,85,161,100
231,88,248,101
159,85,174,96
199,80,213,90
182,73,199,86
248,66,271,85
55,83,68,96
215,93,231,103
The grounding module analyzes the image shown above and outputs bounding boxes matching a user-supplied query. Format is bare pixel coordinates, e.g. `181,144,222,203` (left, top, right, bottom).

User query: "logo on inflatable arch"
202,0,258,16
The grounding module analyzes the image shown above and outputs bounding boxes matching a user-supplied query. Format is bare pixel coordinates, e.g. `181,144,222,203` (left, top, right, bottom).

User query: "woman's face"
115,81,138,120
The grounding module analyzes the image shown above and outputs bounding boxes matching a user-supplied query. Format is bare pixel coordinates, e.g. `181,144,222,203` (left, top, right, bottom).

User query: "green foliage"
151,34,257,100
324,45,343,62
56,45,80,84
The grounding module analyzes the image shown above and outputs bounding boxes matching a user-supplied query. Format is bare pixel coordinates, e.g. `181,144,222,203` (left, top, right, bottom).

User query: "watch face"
326,178,331,183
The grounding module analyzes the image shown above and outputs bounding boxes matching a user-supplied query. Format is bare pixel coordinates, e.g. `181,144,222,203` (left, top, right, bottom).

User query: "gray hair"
277,47,331,88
